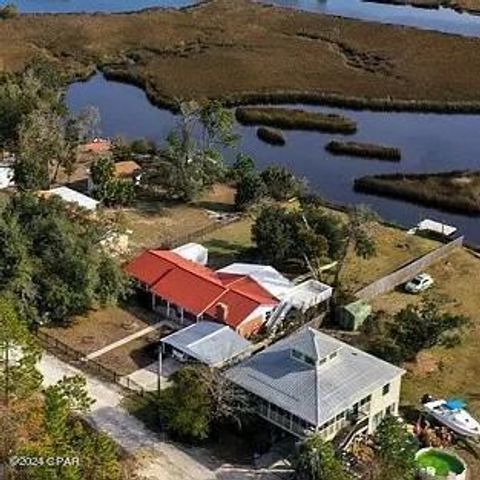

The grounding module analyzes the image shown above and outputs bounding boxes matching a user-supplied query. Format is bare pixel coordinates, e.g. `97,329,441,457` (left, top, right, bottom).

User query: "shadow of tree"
193,200,235,213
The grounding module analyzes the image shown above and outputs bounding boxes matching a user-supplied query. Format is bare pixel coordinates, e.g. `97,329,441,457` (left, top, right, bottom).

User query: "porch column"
166,301,170,317
151,293,156,310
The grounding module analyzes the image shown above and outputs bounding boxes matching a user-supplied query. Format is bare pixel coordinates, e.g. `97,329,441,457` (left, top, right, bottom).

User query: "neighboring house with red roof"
124,245,333,338
80,137,112,155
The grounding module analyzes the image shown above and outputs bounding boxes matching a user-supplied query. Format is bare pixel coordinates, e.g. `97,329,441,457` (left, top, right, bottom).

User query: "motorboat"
423,398,480,438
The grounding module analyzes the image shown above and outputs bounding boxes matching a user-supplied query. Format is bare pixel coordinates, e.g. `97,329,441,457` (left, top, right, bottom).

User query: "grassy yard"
339,222,439,293
369,247,480,412
202,216,255,268
116,184,236,254
369,247,480,477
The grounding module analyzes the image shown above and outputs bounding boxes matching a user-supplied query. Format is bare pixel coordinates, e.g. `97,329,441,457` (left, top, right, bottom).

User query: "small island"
236,107,357,134
325,140,401,161
256,127,286,146
354,171,480,214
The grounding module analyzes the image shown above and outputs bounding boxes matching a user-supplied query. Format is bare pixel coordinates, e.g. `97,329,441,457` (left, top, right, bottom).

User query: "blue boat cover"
446,399,466,410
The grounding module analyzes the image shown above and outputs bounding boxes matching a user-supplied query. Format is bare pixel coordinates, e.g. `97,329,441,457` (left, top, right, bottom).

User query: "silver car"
404,273,434,293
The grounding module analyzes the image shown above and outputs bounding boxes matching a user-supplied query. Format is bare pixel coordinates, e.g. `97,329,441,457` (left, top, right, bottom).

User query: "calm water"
2,0,195,13
66,74,480,243
266,0,480,37
3,0,480,36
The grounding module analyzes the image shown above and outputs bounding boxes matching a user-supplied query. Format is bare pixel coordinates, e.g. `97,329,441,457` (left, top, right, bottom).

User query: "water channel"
67,73,480,243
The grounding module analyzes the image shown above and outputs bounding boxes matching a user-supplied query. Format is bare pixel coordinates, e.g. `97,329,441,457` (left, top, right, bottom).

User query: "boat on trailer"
423,398,480,438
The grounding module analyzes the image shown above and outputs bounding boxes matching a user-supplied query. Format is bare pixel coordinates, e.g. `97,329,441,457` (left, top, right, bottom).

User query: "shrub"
0,4,19,20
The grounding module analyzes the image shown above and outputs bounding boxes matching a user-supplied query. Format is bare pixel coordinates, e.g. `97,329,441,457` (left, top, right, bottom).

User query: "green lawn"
202,217,255,268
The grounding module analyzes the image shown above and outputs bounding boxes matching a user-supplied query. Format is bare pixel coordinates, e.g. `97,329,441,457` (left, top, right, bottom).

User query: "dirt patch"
2,0,480,110
115,184,236,254
94,326,173,376
40,307,151,356
405,351,440,377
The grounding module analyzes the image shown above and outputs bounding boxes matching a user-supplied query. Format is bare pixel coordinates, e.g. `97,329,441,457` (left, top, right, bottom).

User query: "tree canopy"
0,60,98,190
90,157,136,207
146,100,237,201
370,416,418,480
252,205,346,270
0,297,127,480
369,301,469,364
0,193,128,325
159,365,249,442
260,165,304,201
293,434,352,480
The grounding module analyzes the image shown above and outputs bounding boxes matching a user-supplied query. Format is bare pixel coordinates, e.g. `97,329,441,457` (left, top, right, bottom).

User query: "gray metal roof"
225,327,404,427
162,321,252,367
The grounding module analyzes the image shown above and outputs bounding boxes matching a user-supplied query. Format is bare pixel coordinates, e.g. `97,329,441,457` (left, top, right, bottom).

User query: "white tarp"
173,243,208,265
217,263,292,299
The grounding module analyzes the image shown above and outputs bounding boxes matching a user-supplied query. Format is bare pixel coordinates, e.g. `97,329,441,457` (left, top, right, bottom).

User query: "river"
66,73,480,243
2,0,479,36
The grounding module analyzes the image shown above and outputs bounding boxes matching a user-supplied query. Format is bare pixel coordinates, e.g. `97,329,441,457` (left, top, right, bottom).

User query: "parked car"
404,273,434,293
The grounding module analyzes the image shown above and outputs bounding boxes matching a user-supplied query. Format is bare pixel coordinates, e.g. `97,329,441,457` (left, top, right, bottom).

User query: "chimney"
215,303,229,323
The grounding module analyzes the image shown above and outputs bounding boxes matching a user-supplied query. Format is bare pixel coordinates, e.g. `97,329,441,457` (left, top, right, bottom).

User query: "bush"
0,4,19,20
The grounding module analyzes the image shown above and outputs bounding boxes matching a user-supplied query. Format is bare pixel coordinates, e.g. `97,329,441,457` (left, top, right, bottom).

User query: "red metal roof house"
125,249,279,337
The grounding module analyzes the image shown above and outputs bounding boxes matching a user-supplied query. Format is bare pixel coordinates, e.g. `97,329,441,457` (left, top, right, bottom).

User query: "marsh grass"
355,170,480,214
236,107,357,134
326,140,401,161
256,126,286,146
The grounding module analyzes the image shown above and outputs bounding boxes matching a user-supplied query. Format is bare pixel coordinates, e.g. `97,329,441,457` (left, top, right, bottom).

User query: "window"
329,351,338,360
291,349,315,366
382,383,390,396
360,395,372,406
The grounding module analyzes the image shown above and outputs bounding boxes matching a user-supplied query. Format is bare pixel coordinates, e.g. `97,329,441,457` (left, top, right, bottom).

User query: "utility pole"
157,345,162,396
157,345,163,429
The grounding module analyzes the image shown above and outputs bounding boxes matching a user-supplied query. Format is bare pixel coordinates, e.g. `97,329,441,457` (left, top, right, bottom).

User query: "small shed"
337,300,372,331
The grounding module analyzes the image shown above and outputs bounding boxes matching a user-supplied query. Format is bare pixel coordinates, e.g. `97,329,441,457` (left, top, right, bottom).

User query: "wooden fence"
355,236,464,300
159,214,242,249
37,330,148,396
